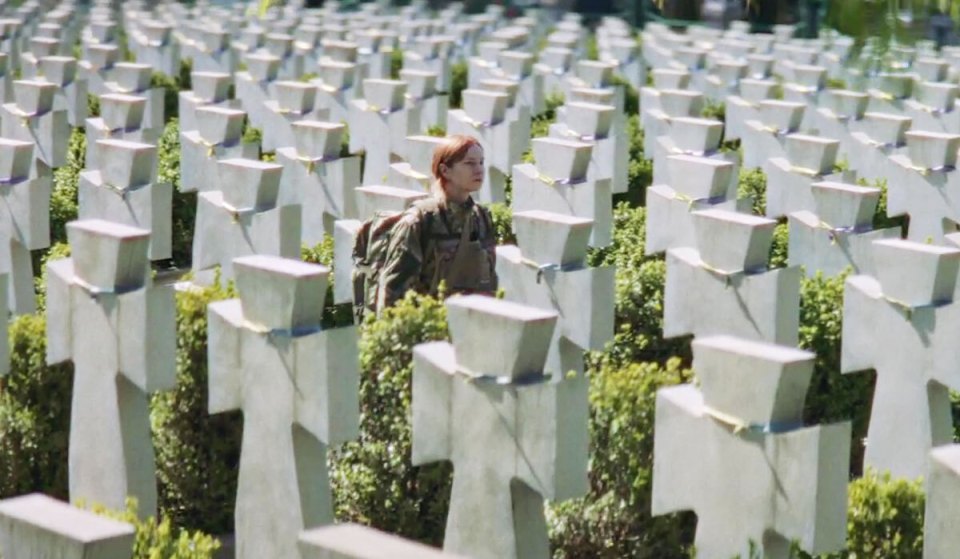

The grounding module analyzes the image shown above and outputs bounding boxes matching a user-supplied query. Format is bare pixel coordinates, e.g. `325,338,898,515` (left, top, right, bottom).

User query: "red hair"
431,135,483,194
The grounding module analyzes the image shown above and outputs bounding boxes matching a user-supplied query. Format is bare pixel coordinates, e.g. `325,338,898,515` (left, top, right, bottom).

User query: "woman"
378,134,498,309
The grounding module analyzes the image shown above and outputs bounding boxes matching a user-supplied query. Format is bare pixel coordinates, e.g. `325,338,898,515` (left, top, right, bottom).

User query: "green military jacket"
379,195,498,309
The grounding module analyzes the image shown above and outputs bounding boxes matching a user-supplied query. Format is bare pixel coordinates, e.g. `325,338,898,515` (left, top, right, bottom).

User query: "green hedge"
152,281,242,536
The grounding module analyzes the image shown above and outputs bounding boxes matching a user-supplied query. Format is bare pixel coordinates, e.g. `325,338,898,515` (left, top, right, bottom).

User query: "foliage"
241,120,263,145
861,177,908,235
798,271,874,476
330,291,452,545
178,59,193,92
301,238,354,329
737,166,768,216
157,118,195,267
701,100,726,123
151,71,182,121
50,127,85,245
488,202,516,245
587,204,689,367
152,281,243,535
449,61,468,108
425,125,446,137
548,358,695,558
826,77,848,90
87,94,100,118
390,48,403,80
610,74,640,115
0,312,72,500
801,471,925,559
614,113,652,207
91,498,220,559
769,222,789,268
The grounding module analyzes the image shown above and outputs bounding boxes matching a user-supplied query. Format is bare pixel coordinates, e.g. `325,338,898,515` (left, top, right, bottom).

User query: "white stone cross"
813,89,869,162
842,239,960,479
388,134,447,193
496,50,545,116
78,139,173,261
724,78,777,143
180,106,258,195
788,181,900,277
765,133,849,218
349,78,421,186
741,99,806,170
192,158,300,285
0,138,49,315
496,210,614,374
36,55,87,127
312,59,360,125
904,80,960,134
84,93,153,166
646,154,741,255
129,19,180,77
887,130,960,243
653,116,739,201
276,120,361,244
512,137,612,247
178,71,237,134
103,62,165,138
79,42,118,96
300,523,464,558
208,255,359,559
235,51,280,130
664,209,801,345
924,445,960,559
401,68,448,132
46,219,176,517
1,79,69,169
0,493,135,559
262,81,328,153
404,36,455,94
412,295,588,559
847,111,911,185
652,335,850,559
550,100,628,194
866,72,913,114
447,88,519,203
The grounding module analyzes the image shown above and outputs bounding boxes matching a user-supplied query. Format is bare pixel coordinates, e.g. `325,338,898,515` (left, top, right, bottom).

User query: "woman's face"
442,145,485,193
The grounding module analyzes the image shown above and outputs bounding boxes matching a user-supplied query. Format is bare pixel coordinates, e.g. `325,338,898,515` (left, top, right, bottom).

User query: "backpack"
351,199,440,322
350,198,493,322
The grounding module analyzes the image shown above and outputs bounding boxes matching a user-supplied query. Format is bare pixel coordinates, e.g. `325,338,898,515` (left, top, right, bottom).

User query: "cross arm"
411,341,457,466
651,384,707,516
769,422,851,555
841,275,881,374
118,286,176,393
45,259,72,366
250,204,302,260
515,373,589,501
208,299,244,414
548,266,615,351
293,326,360,446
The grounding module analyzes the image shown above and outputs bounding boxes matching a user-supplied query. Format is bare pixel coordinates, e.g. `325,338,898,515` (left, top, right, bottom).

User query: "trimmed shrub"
92,498,220,559
50,128,86,245
449,62,468,108
157,119,195,267
330,291,452,545
488,202,517,245
0,312,72,500
587,204,689,367
801,471,925,559
799,271,874,476
548,358,695,558
152,281,243,535
738,166,767,216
